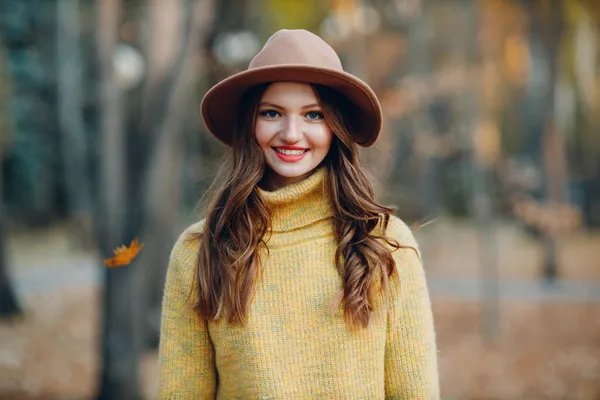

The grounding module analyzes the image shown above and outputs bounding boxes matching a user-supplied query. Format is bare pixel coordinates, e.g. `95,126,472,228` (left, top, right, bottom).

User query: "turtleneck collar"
257,166,333,232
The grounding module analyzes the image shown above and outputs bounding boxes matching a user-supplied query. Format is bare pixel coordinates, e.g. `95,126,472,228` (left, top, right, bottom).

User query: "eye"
306,111,324,120
259,110,280,118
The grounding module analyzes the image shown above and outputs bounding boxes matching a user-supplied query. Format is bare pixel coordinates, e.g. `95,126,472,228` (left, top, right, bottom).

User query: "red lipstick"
272,146,309,163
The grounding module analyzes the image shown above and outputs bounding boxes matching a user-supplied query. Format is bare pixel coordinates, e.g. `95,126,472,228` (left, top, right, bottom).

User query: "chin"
268,161,316,178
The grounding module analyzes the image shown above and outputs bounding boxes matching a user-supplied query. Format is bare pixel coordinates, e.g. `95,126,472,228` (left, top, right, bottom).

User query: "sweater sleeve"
157,228,217,399
384,217,440,399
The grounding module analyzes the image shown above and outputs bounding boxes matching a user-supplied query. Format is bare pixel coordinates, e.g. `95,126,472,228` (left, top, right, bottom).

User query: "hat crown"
249,29,343,71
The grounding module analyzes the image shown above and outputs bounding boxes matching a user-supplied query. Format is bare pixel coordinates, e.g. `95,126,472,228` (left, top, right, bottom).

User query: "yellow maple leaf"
104,237,144,267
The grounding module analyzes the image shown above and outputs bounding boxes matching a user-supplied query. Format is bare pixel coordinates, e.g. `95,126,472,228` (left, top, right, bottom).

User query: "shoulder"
171,219,205,254
168,219,206,280
378,215,424,278
379,214,420,251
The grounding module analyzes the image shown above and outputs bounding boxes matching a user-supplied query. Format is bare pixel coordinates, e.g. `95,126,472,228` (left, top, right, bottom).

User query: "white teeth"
275,148,307,155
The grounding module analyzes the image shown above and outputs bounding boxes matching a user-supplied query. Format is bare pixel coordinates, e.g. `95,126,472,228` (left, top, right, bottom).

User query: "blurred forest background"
0,0,599,399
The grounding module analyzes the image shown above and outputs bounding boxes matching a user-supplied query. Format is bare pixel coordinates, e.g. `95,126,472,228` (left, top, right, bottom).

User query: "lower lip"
274,149,309,163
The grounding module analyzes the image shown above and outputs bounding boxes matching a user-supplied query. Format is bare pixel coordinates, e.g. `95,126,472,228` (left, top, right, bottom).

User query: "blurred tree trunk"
95,0,136,398
404,0,440,217
0,167,20,317
0,0,60,225
56,0,93,246
540,0,567,282
0,23,20,318
524,0,566,282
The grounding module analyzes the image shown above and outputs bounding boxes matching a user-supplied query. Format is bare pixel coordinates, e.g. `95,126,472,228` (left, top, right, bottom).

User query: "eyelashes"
259,110,280,118
306,111,324,120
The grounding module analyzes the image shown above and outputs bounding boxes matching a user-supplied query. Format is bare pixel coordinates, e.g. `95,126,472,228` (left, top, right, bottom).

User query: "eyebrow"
258,102,321,110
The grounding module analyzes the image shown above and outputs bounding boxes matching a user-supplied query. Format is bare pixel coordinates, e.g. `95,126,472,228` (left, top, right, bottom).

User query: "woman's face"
255,82,333,191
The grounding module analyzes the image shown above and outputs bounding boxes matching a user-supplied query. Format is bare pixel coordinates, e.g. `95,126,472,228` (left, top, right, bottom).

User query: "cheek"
254,120,273,148
307,125,334,152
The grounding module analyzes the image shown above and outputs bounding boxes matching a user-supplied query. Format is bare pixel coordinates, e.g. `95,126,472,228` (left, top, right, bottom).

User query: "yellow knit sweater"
157,167,439,399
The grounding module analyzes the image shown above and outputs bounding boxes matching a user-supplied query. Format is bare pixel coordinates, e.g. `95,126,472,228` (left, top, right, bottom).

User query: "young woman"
157,29,439,399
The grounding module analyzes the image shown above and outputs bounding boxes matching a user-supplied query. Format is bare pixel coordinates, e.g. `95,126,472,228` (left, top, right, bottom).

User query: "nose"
279,115,302,143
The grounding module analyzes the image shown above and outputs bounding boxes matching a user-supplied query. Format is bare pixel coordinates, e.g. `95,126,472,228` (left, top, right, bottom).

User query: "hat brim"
201,64,382,147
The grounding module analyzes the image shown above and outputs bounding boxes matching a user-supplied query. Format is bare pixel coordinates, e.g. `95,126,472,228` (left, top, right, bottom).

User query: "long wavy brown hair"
191,82,405,328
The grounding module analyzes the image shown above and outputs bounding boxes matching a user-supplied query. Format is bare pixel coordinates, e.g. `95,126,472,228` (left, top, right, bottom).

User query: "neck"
257,166,333,232
258,168,314,191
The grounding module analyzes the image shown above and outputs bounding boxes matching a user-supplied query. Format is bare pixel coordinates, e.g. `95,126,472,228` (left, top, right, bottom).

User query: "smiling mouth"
273,147,309,155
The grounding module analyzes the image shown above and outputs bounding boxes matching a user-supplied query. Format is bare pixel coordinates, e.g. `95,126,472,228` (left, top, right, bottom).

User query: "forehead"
260,82,318,103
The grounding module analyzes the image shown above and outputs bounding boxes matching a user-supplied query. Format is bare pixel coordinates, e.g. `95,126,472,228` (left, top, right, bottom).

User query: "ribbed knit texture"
157,166,440,399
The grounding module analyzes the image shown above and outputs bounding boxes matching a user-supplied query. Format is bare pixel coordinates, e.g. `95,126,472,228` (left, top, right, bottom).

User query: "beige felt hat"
201,29,382,147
